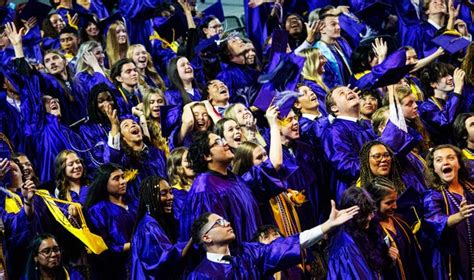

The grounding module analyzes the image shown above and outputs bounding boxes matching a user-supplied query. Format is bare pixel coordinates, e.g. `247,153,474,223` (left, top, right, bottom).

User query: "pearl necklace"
444,189,474,277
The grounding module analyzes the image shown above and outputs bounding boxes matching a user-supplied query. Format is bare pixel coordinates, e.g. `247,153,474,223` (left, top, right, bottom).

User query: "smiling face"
405,49,418,65
379,190,398,218
279,110,300,141
44,52,66,75
368,144,392,177
131,45,148,70
252,145,268,166
297,85,319,111
44,96,61,117
317,50,327,74
192,104,211,132
360,94,378,119
177,57,194,82
115,23,128,45
17,155,35,180
148,93,165,119
432,74,454,93
285,14,303,36
206,133,234,165
159,180,173,214
330,86,360,116
50,14,65,33
203,18,224,38
64,153,83,181
35,238,61,270
222,119,243,149
232,104,254,127
433,147,460,184
107,169,127,196
86,22,99,37
120,119,143,144
207,80,230,105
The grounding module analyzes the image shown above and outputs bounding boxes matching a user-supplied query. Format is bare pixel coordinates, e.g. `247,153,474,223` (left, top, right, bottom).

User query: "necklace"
444,189,474,277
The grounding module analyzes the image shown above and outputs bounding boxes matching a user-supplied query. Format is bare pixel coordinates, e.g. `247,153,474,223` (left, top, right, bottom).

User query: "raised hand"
5,22,24,46
327,199,359,228
372,37,387,64
0,158,9,181
305,20,323,44
453,68,466,94
265,105,280,127
248,0,264,8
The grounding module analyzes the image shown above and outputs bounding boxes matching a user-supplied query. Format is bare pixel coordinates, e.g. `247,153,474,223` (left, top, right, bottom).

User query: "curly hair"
425,144,469,191
364,176,397,208
167,147,194,190
188,131,212,174
461,42,474,85
359,140,406,194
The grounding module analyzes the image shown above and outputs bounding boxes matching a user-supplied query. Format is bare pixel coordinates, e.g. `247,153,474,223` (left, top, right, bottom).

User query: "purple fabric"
179,171,262,242
422,189,474,279
302,80,329,117
130,214,187,279
187,235,302,279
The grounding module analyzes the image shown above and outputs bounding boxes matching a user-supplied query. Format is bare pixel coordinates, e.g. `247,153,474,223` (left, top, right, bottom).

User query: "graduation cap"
98,12,125,34
432,31,471,54
201,0,225,23
354,2,392,30
76,12,99,29
253,89,301,118
159,105,180,138
338,13,366,46
18,1,53,25
194,35,220,55
154,12,188,43
352,49,415,90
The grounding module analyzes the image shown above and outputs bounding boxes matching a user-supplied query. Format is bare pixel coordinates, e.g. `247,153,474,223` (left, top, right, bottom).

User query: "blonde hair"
142,89,169,155
461,42,474,85
75,40,106,75
167,147,193,190
299,48,329,92
126,44,166,91
106,21,129,67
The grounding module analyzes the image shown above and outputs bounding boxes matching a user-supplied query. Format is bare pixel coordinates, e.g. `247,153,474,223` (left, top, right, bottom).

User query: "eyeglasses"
201,218,230,236
209,137,227,148
38,246,62,256
369,152,391,162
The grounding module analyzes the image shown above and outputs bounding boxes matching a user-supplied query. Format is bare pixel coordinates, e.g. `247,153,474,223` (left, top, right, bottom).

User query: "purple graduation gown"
302,80,329,116
130,214,187,279
179,170,262,242
87,200,138,280
215,63,260,107
187,235,302,280
73,72,115,107
103,143,167,200
315,38,353,89
78,122,110,168
423,188,474,280
418,94,462,145
327,230,380,280
172,188,188,221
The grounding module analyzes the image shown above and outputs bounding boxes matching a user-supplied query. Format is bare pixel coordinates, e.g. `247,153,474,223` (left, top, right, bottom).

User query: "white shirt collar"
206,252,231,264
337,115,359,122
427,18,442,30
302,113,322,121
6,96,21,112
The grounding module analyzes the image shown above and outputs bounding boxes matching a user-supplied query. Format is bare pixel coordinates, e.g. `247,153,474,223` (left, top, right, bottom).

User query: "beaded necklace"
444,189,474,278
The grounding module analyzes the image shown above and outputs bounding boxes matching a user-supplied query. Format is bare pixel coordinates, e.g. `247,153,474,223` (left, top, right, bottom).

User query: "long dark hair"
134,176,177,243
359,140,406,194
85,163,123,210
87,83,119,124
453,113,474,149
167,56,198,105
339,187,390,272
24,233,67,280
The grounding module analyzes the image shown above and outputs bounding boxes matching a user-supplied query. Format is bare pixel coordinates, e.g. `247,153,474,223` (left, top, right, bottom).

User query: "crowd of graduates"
0,0,474,279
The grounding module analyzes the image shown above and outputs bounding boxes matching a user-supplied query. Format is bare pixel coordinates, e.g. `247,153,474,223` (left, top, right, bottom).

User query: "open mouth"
50,104,59,111
185,68,193,74
441,166,453,174
138,57,147,63
234,134,242,142
347,93,357,101
130,126,140,135
219,87,228,95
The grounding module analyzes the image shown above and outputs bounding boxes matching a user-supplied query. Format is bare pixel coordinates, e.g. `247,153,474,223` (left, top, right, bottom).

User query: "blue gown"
187,235,302,280
73,72,115,108
315,38,353,89
391,0,423,52
87,200,138,280
179,170,262,242
103,143,167,200
423,188,474,280
216,63,260,107
172,187,188,221
130,214,188,279
78,122,110,168
327,229,381,280
418,94,462,145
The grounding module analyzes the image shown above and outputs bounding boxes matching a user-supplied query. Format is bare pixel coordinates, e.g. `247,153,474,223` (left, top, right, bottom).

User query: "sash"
35,190,108,255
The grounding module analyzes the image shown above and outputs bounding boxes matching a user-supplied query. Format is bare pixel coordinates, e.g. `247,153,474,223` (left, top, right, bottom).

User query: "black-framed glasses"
38,246,62,256
369,152,391,162
201,218,230,236
209,137,227,148
209,24,222,30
